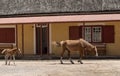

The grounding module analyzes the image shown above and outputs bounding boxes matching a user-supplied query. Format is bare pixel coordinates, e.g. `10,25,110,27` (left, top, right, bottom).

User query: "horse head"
80,39,98,56
12,48,22,54
92,46,98,56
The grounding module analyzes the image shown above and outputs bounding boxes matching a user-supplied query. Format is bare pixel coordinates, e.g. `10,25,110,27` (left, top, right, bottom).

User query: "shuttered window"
102,26,114,43
69,25,114,43
0,28,15,43
69,26,82,40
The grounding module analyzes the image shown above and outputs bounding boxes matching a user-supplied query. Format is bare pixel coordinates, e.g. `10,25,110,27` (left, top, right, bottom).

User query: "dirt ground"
0,59,120,76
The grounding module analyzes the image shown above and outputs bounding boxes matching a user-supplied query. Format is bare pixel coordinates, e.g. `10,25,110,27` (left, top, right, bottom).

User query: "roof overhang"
0,14,120,24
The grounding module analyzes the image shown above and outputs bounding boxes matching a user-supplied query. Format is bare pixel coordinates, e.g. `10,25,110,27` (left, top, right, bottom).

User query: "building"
0,0,120,57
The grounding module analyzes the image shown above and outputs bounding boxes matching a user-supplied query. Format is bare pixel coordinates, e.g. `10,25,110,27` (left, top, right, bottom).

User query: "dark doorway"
35,24,49,55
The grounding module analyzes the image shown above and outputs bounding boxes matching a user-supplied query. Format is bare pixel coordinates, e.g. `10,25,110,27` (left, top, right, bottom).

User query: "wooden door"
35,24,49,55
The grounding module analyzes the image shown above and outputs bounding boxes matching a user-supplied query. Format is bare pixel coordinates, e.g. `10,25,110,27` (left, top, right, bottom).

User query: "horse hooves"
80,62,83,64
71,61,74,64
60,62,63,64
71,62,74,64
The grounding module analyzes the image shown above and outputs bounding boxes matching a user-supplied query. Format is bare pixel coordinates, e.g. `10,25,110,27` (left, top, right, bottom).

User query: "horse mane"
79,38,95,48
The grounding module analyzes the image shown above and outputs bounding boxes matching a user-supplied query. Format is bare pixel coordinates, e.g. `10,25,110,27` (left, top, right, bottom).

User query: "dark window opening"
0,28,15,43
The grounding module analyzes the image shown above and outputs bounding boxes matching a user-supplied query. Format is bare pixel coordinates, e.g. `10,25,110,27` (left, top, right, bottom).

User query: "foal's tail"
1,49,7,54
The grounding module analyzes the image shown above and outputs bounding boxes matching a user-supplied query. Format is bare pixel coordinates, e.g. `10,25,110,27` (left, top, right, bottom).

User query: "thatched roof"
0,0,120,17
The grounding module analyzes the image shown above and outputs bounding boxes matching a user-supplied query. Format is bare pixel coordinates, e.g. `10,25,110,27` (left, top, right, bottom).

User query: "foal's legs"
8,56,12,65
13,55,15,65
5,55,8,65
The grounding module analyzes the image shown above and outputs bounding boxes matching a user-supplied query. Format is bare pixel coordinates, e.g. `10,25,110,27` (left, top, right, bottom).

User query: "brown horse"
1,48,21,65
55,38,98,64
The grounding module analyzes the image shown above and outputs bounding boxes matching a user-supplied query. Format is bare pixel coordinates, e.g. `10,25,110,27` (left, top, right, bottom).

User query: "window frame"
82,25,102,43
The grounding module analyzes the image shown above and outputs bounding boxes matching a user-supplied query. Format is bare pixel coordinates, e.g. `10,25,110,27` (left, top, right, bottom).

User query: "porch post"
83,22,85,39
15,24,18,48
83,22,86,56
22,24,24,55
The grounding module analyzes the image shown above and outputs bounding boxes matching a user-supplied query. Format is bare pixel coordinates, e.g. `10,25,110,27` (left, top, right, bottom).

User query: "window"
69,26,81,40
69,25,114,43
92,27,102,42
83,26,102,42
0,28,15,43
83,27,92,42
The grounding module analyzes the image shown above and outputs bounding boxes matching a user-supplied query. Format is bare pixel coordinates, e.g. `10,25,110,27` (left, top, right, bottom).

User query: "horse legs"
60,49,65,64
67,50,74,64
60,57,63,64
78,50,83,64
78,57,83,64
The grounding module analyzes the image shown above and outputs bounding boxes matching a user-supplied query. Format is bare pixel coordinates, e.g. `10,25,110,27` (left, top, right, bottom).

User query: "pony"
1,48,21,65
54,38,98,64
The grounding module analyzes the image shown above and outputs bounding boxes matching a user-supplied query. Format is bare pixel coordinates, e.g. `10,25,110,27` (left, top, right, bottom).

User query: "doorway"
35,24,49,55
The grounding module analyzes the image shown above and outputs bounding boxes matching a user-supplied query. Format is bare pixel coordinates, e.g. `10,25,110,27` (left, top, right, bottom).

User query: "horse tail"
1,49,7,54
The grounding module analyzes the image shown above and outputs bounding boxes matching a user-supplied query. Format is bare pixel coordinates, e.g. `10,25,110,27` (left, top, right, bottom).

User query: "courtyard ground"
0,59,120,76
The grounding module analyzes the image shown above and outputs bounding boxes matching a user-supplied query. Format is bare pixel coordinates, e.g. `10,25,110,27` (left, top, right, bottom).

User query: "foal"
1,48,21,65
